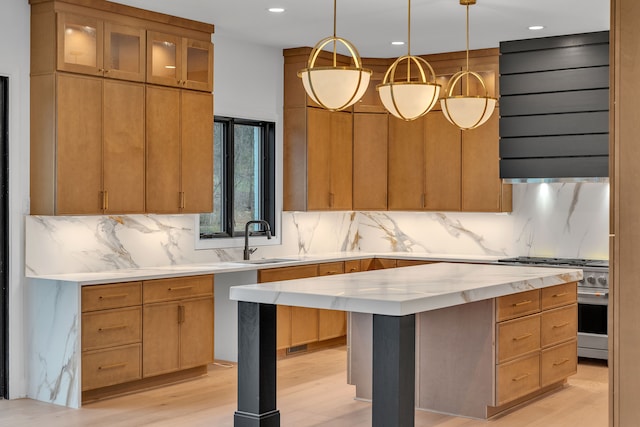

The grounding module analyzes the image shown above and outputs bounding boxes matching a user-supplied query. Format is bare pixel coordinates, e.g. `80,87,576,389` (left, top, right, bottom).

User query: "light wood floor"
0,346,608,426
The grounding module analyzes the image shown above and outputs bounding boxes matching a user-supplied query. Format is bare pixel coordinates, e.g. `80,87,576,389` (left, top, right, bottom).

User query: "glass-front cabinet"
57,12,145,81
147,31,213,92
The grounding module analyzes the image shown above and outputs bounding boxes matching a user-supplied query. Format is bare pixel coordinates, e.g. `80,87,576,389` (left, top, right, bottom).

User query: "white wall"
1,0,31,399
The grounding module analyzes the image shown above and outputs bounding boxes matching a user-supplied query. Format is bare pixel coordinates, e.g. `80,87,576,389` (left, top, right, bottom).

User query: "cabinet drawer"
258,264,318,282
496,353,540,406
541,304,577,348
497,289,540,321
82,306,142,351
497,314,541,363
345,259,362,273
318,261,344,276
82,282,142,312
82,343,142,391
143,275,213,303
541,282,577,310
541,339,577,387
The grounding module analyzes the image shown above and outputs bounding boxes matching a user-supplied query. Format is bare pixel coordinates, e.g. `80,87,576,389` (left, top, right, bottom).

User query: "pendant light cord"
465,3,470,96
333,0,337,67
406,0,411,81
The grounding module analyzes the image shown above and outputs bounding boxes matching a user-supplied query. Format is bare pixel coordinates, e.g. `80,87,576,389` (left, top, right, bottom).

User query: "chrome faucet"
243,220,272,260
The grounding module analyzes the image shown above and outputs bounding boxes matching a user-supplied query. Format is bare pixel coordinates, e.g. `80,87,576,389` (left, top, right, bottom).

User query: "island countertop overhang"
229,262,583,316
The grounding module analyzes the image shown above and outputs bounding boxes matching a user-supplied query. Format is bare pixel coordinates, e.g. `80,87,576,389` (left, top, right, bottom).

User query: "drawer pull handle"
512,373,531,382
552,322,570,329
98,325,128,332
98,293,128,300
553,358,570,366
168,286,194,291
326,271,338,275
98,362,127,370
349,268,358,272
513,333,533,341
513,300,532,307
553,292,569,298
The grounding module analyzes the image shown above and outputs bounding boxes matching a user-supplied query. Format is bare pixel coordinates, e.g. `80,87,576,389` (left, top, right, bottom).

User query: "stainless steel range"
497,257,609,361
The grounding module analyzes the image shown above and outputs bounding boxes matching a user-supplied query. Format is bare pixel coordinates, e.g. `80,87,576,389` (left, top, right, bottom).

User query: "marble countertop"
25,252,505,285
229,262,583,316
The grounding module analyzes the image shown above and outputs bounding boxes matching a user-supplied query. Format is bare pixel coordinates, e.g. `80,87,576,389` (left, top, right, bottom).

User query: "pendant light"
298,0,372,112
441,0,497,130
377,0,441,121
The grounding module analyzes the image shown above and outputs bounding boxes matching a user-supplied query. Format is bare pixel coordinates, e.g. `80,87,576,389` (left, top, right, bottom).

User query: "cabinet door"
146,85,181,213
291,306,319,346
183,38,213,92
57,12,103,75
306,108,332,209
181,90,213,213
143,302,180,377
388,116,425,210
424,111,461,211
103,80,145,213
330,111,353,210
353,113,388,210
277,305,292,350
104,22,145,82
56,73,103,214
180,297,214,369
317,261,347,342
147,31,181,87
462,112,506,211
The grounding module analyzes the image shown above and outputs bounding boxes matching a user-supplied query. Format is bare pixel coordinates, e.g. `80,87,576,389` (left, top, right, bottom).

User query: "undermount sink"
240,258,297,265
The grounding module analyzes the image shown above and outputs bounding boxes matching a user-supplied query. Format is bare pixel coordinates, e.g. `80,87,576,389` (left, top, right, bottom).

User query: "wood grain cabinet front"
142,275,214,377
494,283,577,407
31,73,145,215
81,281,143,392
147,31,213,92
29,0,214,216
146,86,213,214
51,12,146,81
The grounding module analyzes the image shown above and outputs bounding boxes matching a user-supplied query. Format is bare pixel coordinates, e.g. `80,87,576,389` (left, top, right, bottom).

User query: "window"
199,116,275,239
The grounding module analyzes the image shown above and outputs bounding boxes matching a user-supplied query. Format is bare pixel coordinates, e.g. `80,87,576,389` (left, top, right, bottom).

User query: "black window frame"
199,116,276,239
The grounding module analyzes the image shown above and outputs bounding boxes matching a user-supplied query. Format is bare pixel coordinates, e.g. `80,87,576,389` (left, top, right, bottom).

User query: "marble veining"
229,263,583,316
25,183,609,276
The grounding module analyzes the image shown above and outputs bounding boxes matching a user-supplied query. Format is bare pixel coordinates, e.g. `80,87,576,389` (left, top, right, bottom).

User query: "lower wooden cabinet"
81,275,214,397
494,283,577,406
81,282,142,392
259,262,350,351
143,276,214,377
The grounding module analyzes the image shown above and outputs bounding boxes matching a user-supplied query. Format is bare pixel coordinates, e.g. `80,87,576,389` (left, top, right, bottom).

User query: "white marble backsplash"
25,183,609,275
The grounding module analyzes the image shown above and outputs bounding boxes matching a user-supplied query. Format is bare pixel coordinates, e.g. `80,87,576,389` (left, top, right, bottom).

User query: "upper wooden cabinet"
147,31,213,92
31,73,145,215
284,107,353,211
462,110,512,212
55,12,145,81
146,86,213,214
29,0,215,215
353,112,388,210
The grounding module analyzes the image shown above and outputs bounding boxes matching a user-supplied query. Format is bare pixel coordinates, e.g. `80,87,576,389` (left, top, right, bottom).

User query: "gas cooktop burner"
497,256,609,268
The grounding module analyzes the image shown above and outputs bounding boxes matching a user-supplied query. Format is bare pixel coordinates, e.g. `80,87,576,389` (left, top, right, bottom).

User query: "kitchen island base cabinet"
348,283,578,419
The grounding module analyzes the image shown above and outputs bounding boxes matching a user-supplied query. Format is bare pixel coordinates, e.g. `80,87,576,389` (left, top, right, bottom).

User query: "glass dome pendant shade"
377,0,441,121
441,0,497,130
298,0,372,112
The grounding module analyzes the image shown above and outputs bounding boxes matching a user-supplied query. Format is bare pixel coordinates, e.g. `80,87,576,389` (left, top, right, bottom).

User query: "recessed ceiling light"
528,25,545,31
268,7,285,13
391,41,405,46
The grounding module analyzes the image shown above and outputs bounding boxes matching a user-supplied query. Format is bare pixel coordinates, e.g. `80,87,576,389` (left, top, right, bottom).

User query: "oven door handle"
578,291,609,305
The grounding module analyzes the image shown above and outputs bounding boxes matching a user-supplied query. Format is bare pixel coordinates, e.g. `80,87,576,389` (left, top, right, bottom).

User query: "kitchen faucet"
243,220,272,260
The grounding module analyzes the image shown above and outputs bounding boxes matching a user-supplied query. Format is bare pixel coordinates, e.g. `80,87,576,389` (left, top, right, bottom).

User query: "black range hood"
499,31,609,183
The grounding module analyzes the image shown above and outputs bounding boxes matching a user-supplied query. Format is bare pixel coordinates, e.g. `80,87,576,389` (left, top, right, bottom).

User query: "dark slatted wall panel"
499,31,609,180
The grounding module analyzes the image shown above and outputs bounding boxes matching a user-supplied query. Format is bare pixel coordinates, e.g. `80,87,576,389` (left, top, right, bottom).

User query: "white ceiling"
108,0,609,58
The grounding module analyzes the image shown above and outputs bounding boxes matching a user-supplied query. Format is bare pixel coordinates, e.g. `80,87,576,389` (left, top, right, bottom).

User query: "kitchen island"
229,262,582,427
